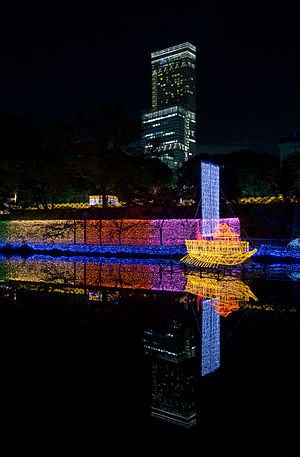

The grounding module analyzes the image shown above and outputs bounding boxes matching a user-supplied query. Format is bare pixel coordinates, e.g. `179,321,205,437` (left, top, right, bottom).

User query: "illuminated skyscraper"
151,43,196,112
141,42,196,170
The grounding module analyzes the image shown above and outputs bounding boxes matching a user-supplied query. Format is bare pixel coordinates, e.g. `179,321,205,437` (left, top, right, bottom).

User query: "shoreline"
0,243,299,264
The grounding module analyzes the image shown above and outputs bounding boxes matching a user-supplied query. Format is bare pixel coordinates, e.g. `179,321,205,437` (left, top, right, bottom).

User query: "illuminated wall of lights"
0,218,240,248
201,161,220,237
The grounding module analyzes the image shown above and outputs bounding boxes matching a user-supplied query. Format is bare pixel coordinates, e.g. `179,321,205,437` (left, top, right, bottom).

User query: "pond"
0,255,298,450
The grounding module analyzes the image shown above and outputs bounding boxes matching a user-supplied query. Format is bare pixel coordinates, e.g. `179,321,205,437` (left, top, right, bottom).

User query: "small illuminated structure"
184,270,258,317
89,195,119,206
181,223,258,268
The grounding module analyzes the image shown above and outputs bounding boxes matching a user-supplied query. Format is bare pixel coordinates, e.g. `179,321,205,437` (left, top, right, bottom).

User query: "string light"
201,161,220,237
181,223,258,267
0,218,240,249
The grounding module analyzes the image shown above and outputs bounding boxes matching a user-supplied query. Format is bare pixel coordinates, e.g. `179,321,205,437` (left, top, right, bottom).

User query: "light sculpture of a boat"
181,223,258,268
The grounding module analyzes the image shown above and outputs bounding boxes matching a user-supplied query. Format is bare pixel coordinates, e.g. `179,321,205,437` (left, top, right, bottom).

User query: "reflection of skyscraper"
141,42,196,170
143,319,197,428
143,295,224,427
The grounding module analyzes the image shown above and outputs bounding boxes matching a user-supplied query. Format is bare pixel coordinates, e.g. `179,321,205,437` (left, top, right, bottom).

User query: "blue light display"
254,244,300,259
201,161,220,237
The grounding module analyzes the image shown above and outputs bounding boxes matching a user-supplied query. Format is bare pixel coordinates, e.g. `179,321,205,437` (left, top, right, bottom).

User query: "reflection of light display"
185,270,257,378
182,223,258,268
201,161,220,237
185,270,258,317
201,299,220,376
2,255,296,312
0,257,187,293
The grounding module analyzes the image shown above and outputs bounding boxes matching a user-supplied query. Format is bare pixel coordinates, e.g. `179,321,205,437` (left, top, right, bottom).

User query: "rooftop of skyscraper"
151,42,196,62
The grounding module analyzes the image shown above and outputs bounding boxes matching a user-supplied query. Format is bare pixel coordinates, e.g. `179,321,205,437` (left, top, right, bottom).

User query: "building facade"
141,42,196,170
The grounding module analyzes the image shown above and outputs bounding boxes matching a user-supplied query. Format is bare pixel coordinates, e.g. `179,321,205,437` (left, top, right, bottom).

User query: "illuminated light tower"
141,42,196,170
201,161,220,237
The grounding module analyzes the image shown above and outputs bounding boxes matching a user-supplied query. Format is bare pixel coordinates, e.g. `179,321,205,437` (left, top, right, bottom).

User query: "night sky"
1,3,299,155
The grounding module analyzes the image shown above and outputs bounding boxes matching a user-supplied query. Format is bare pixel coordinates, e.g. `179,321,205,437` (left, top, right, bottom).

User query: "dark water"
0,256,299,450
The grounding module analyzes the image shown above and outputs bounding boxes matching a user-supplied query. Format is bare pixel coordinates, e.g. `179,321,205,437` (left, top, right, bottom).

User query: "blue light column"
201,161,220,237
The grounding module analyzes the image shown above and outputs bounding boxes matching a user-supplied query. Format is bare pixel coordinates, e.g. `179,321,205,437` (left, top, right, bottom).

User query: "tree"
279,153,300,196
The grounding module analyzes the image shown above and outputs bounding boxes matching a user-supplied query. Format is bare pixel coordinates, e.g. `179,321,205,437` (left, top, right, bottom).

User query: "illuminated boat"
181,223,258,268
184,270,258,317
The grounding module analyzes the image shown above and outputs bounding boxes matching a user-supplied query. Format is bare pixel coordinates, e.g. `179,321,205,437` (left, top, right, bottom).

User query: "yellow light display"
230,194,298,204
184,270,258,317
181,223,258,268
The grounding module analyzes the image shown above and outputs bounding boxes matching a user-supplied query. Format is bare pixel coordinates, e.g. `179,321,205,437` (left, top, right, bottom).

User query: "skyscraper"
141,42,196,170
151,43,196,112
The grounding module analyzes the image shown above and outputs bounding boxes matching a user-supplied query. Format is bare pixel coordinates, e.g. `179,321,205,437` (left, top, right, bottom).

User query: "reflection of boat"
181,223,258,268
185,270,258,317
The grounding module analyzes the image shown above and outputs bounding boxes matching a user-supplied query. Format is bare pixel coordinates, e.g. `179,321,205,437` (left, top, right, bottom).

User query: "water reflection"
141,271,258,428
0,254,299,430
185,270,258,317
200,299,220,377
0,256,186,292
143,319,197,428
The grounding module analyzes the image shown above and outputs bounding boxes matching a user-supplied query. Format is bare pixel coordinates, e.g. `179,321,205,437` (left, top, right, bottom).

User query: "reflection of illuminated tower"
143,319,197,428
201,161,220,237
201,299,220,376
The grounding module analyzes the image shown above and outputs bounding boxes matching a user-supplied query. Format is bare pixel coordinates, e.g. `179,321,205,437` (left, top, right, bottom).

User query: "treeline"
0,103,173,211
0,102,299,212
177,149,300,203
